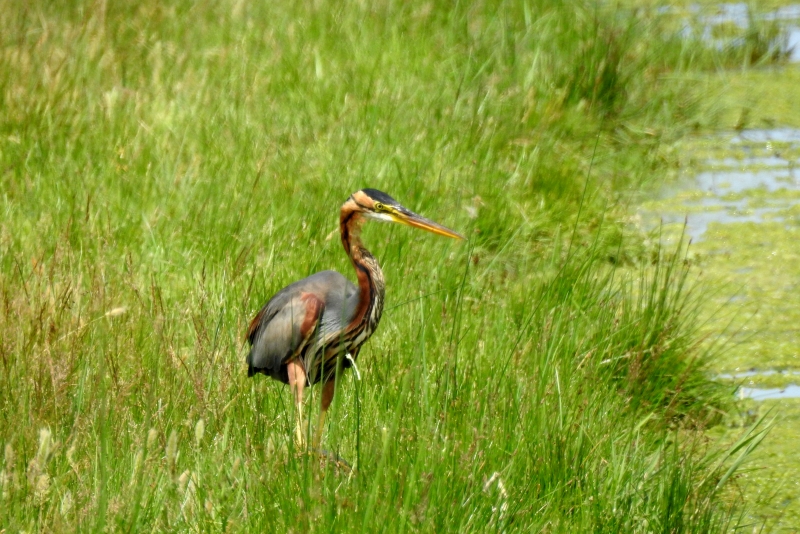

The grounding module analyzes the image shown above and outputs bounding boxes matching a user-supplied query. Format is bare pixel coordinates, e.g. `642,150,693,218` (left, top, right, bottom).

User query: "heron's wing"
246,292,323,376
246,271,357,378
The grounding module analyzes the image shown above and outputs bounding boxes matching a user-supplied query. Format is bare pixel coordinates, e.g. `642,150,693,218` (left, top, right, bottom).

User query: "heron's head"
346,189,464,240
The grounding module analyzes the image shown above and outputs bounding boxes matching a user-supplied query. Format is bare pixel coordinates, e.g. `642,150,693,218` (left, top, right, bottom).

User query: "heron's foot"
310,447,352,472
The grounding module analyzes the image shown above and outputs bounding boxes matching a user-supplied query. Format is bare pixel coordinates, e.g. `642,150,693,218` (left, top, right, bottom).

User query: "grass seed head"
147,428,158,451
166,430,178,473
194,419,205,446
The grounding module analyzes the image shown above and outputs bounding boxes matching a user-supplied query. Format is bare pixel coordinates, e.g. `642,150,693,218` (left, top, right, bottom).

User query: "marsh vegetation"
1,0,797,531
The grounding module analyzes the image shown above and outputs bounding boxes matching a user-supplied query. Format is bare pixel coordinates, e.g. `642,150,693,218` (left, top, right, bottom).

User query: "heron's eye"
374,202,384,211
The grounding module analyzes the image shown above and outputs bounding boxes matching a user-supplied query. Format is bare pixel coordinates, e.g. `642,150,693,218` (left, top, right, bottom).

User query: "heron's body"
246,267,384,385
245,189,461,449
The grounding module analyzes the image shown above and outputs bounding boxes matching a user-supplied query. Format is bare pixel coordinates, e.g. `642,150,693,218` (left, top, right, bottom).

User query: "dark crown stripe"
361,188,398,206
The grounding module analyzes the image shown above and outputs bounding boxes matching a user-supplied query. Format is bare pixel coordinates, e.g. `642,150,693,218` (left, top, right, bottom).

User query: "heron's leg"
287,360,307,448
314,377,336,448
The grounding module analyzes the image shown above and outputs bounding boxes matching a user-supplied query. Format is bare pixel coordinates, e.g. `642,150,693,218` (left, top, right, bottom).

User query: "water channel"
633,5,800,528
639,127,800,390
637,123,800,531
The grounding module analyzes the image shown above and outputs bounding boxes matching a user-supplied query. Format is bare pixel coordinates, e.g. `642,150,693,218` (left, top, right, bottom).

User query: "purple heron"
245,189,463,449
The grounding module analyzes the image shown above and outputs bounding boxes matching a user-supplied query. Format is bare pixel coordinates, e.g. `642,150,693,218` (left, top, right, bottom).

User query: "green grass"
0,0,771,531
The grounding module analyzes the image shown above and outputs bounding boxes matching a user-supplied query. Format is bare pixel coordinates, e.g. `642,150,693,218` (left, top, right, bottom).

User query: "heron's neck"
340,211,386,326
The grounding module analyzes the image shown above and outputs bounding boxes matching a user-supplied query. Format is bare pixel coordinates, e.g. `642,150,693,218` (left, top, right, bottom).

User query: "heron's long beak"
392,209,464,240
